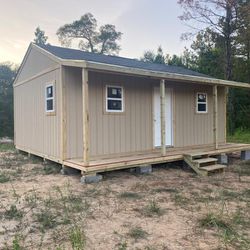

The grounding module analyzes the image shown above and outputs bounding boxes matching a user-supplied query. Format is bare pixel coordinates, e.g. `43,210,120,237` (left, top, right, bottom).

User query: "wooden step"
184,152,209,160
201,164,226,172
193,157,218,165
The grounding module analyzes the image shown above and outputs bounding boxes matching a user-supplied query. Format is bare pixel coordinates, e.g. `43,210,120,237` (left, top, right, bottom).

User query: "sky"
0,0,192,64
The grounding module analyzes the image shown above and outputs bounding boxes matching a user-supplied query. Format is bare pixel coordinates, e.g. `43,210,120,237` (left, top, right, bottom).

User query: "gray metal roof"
39,44,210,78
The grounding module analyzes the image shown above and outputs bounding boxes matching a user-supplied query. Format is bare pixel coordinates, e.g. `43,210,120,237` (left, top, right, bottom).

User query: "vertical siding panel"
14,69,61,159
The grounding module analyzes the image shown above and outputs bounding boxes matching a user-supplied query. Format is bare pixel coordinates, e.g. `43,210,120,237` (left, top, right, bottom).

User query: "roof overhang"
19,43,250,89
83,61,250,89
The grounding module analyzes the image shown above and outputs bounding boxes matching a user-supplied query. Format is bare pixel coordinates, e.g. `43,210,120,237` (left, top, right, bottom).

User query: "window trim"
196,92,208,114
45,83,55,113
105,85,124,113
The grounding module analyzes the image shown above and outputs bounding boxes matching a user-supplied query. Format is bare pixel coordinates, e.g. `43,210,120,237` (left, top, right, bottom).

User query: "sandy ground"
0,148,249,250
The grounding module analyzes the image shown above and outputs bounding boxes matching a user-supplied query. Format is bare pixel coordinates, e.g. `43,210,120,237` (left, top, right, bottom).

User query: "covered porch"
63,143,250,174
61,65,250,176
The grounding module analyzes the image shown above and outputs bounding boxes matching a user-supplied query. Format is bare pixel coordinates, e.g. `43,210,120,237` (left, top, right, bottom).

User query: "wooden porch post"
213,85,218,149
60,66,67,161
160,79,166,156
82,68,89,164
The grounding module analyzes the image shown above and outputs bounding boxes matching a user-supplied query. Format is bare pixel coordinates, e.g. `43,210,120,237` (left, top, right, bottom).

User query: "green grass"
0,143,15,152
0,172,10,183
43,164,61,175
128,226,148,240
141,200,165,217
69,226,86,250
118,192,142,199
35,208,57,230
227,130,250,143
199,212,232,231
5,205,23,220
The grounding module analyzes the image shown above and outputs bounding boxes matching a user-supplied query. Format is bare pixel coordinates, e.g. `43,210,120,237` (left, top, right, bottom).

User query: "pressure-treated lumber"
61,66,67,160
213,85,218,149
82,68,89,164
160,79,166,156
60,143,250,174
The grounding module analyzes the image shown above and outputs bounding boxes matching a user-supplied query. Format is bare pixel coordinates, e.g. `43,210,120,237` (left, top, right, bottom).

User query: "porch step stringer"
183,153,226,176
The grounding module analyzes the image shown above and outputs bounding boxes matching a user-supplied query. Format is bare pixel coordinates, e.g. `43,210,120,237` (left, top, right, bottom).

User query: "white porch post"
82,68,89,164
213,85,218,149
160,79,166,156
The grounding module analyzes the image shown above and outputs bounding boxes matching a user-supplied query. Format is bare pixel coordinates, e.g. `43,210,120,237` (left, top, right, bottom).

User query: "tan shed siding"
218,86,226,143
14,69,61,158
64,67,83,159
174,84,225,147
17,47,58,82
88,72,154,158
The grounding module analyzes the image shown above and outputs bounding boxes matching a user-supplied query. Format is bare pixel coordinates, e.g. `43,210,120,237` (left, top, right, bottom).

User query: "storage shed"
14,43,250,180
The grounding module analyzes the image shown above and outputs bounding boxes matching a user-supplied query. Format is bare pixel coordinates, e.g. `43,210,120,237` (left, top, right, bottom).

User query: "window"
196,93,207,113
106,85,124,112
45,84,55,113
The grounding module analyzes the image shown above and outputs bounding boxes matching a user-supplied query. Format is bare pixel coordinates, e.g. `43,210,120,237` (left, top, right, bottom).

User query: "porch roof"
34,43,250,89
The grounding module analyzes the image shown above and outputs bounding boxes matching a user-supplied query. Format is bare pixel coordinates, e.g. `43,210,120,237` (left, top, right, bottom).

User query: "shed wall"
63,67,83,159
16,47,58,83
86,72,226,159
173,84,226,147
88,71,154,158
14,68,61,159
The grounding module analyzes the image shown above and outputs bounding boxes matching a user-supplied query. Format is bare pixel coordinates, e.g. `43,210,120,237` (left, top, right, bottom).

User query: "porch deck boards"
63,143,250,174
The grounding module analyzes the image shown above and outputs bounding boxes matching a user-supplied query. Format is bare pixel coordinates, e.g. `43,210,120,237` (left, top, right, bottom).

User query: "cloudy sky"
0,0,192,64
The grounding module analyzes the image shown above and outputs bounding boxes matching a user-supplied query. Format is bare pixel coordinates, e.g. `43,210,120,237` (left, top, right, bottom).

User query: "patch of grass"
241,189,250,198
118,192,142,199
141,200,165,217
236,161,250,176
12,234,23,250
116,241,127,250
199,212,232,231
232,209,250,228
173,193,190,206
0,143,15,152
221,190,239,200
199,211,250,249
5,205,23,220
83,188,101,198
35,208,57,230
227,130,250,144
25,189,39,208
43,164,61,175
153,187,178,193
69,226,86,250
0,172,10,183
128,226,148,240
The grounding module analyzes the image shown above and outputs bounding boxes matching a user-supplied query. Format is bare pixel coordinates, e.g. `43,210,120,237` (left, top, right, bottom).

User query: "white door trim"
153,87,173,147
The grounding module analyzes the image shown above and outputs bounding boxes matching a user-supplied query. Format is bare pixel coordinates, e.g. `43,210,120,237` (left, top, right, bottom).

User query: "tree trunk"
225,3,233,81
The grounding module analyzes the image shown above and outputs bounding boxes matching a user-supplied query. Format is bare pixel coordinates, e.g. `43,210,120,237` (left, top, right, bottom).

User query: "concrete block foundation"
241,150,250,161
135,165,152,174
217,154,228,165
80,174,103,184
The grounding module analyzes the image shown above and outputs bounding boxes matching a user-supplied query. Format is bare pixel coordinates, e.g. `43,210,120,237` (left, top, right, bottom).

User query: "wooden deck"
63,143,250,174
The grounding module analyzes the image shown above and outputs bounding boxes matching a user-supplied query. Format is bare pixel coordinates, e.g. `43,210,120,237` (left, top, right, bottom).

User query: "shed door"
153,87,173,147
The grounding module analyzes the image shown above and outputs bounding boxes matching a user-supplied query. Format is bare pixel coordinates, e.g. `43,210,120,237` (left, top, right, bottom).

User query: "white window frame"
196,92,208,114
45,83,55,113
105,85,124,113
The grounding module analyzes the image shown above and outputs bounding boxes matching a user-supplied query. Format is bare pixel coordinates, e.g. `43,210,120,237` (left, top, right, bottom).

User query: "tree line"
1,1,249,138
